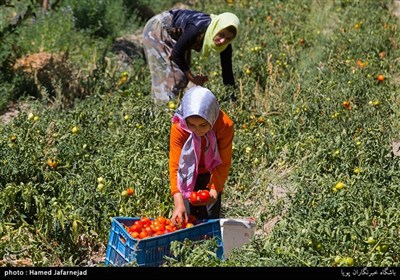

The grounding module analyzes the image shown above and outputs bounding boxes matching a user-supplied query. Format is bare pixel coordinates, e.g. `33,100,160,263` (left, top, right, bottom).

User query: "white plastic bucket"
219,218,256,258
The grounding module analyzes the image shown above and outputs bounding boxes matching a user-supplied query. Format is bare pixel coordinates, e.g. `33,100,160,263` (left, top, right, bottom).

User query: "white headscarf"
172,86,222,199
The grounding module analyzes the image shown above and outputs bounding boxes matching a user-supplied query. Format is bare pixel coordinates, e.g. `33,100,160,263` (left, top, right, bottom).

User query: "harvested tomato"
178,220,187,229
188,215,197,224
130,231,139,239
129,224,141,233
126,215,194,240
198,190,210,203
189,190,210,204
140,216,151,227
133,220,144,228
189,192,200,204
139,230,148,239
156,216,167,226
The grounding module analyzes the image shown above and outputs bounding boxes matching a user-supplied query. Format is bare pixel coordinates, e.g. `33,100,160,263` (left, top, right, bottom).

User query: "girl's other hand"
192,74,208,86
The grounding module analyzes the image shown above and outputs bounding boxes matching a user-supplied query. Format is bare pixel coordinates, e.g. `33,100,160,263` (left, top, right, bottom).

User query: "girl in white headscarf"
169,86,234,225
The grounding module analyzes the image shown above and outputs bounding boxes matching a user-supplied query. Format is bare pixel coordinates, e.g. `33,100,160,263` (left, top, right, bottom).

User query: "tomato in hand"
198,190,210,203
189,192,200,204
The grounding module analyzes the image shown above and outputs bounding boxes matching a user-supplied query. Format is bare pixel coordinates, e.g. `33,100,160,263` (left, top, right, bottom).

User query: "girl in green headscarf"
142,9,240,104
201,12,240,58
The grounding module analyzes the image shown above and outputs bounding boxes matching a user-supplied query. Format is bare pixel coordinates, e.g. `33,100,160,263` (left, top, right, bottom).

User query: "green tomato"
335,182,344,190
97,183,105,191
168,101,176,110
72,220,78,232
71,126,79,134
366,236,376,245
345,257,354,266
376,244,388,253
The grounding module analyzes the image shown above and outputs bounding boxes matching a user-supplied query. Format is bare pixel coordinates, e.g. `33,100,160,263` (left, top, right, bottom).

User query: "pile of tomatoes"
124,215,197,240
189,189,210,205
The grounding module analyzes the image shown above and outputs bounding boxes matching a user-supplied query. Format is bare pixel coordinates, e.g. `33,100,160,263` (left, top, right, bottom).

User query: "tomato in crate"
104,217,224,267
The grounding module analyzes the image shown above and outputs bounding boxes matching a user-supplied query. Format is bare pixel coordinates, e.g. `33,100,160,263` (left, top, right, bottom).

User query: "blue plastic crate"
104,217,224,267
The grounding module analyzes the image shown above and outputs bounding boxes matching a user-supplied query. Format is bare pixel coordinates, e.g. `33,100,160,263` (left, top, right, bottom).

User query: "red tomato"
188,215,197,224
156,216,167,226
139,230,148,239
189,192,200,204
140,216,151,227
165,225,174,232
128,224,141,233
144,226,154,235
152,225,161,233
126,188,134,196
164,228,173,234
130,231,139,239
133,220,144,230
178,221,187,229
198,190,210,203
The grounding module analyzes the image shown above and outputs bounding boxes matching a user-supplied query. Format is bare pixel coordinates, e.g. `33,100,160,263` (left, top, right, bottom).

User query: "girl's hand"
171,193,188,226
185,71,208,86
207,188,218,205
171,206,188,226
191,74,208,86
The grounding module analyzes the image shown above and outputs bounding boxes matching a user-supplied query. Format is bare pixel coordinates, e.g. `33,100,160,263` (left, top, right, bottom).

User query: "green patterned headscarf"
201,12,240,58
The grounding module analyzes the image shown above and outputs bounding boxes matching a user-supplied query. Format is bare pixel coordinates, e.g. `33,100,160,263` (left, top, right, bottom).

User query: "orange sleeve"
209,110,234,193
169,121,190,195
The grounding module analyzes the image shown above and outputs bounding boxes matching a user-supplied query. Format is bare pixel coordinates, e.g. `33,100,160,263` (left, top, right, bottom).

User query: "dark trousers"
184,172,222,220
